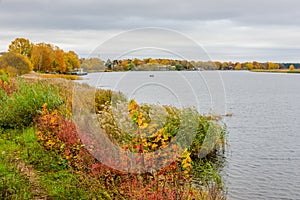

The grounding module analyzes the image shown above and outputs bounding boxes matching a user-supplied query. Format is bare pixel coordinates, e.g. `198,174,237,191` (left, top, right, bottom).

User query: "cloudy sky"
1,0,300,62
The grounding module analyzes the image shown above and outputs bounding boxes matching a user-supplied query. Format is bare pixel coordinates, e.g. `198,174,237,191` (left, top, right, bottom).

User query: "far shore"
251,69,300,74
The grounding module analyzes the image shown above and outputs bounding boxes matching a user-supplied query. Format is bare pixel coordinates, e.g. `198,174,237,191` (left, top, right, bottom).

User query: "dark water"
78,71,300,199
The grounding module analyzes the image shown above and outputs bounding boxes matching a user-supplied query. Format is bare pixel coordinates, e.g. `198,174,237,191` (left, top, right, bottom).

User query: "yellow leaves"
180,148,192,178
151,143,158,149
126,99,174,153
128,99,138,111
128,99,148,129
46,139,55,149
182,163,191,170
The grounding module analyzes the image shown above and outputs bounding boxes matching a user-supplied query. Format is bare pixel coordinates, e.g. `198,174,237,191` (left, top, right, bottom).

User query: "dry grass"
21,72,82,80
37,74,82,80
251,69,300,73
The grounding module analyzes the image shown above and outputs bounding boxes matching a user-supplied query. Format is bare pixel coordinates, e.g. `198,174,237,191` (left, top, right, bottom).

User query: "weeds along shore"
0,75,227,200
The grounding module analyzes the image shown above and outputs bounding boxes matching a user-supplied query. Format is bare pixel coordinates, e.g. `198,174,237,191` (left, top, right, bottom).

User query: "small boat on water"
70,68,88,76
149,74,154,77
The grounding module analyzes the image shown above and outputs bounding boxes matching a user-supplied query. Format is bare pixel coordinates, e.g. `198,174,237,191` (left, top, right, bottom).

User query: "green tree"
105,59,112,70
0,52,33,76
8,38,33,58
125,63,135,71
175,63,184,71
244,62,254,70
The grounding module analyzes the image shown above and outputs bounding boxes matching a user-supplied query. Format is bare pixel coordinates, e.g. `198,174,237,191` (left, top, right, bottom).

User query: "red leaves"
35,104,198,199
0,78,18,96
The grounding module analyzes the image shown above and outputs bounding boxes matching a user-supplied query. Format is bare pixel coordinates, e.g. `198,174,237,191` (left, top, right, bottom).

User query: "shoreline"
250,69,300,74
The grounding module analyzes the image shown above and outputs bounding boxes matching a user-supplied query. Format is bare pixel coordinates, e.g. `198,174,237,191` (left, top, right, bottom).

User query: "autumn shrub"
34,104,94,171
0,75,18,96
94,99,226,198
0,79,63,129
98,99,225,161
34,101,210,199
32,81,226,199
0,52,33,76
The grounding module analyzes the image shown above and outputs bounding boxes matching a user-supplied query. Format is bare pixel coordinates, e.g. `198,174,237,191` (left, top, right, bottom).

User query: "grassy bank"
0,76,227,199
21,73,83,80
0,128,110,199
251,69,300,73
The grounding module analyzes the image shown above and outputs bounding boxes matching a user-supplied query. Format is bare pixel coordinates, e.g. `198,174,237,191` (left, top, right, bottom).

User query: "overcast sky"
1,0,300,62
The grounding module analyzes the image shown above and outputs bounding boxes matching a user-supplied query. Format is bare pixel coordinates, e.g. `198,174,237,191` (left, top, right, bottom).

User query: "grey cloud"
1,0,300,30
0,0,300,62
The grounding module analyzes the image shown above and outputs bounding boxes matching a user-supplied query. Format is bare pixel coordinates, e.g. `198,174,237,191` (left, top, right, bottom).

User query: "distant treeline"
98,58,299,71
2,38,299,75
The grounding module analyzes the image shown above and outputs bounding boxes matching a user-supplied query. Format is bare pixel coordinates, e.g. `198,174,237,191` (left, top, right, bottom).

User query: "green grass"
0,79,64,129
0,129,32,199
0,128,111,199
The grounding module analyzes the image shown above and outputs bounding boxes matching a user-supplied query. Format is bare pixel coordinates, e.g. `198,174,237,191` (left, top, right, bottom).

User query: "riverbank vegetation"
251,68,300,74
0,75,227,199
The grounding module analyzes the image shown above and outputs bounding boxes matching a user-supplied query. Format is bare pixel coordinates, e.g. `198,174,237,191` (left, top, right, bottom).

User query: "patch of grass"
0,130,32,199
251,69,300,73
0,164,32,200
0,79,63,129
0,128,111,199
287,70,300,73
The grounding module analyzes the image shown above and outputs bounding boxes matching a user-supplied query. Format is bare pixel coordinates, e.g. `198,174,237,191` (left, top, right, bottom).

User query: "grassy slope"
0,128,111,200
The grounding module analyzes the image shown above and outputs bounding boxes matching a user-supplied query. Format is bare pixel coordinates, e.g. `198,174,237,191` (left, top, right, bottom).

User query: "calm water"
78,71,300,199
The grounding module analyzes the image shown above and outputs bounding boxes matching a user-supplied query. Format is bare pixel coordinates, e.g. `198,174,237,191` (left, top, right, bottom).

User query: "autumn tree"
132,58,143,66
253,61,262,69
81,58,105,71
289,64,295,70
148,58,159,65
53,48,66,72
31,43,54,72
121,59,129,68
64,51,80,72
221,62,229,70
267,62,279,70
8,38,33,58
234,62,242,70
0,52,33,76
214,61,222,70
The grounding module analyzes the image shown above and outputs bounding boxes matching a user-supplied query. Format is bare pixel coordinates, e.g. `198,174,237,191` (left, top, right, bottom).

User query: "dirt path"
16,160,49,200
